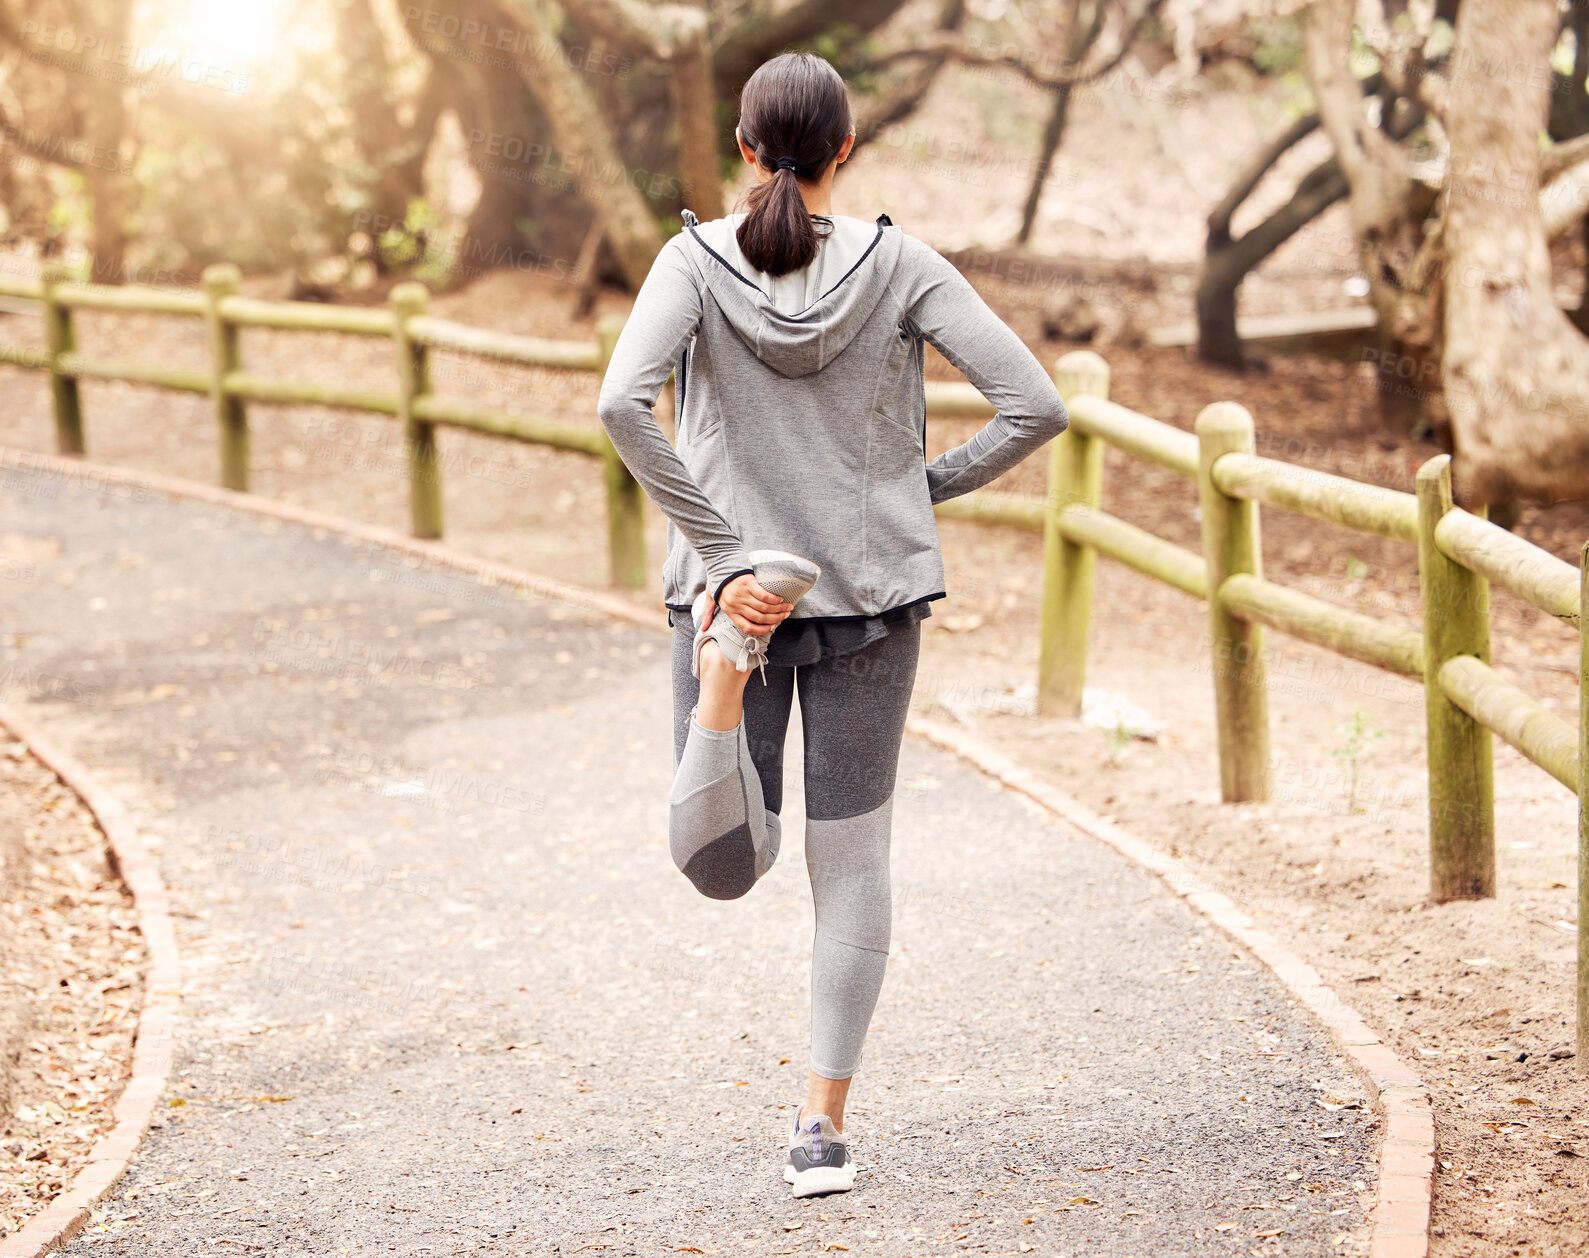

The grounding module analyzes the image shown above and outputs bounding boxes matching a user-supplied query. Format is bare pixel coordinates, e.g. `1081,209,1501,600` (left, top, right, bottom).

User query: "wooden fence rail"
0,264,648,585
937,348,1587,1063
0,270,1583,1059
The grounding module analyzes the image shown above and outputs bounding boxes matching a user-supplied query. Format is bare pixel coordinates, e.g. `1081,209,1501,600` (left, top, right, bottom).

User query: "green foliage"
1249,16,1307,76
1347,26,1381,79
46,174,91,255
1330,708,1385,813
1345,554,1369,581
374,197,435,270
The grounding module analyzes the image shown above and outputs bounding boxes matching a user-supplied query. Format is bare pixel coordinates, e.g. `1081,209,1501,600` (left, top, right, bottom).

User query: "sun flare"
139,0,291,71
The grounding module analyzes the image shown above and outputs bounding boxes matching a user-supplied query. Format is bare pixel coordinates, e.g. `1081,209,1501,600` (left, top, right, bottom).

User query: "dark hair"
733,52,853,278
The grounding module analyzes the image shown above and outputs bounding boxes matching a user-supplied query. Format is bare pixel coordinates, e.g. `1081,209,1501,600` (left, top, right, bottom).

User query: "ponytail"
733,53,852,278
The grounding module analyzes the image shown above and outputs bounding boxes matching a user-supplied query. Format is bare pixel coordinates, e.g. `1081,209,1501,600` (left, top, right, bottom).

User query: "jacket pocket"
870,326,924,441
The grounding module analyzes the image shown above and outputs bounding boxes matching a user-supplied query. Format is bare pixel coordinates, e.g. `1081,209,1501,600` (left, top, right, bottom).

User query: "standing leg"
669,618,795,899
795,622,921,1117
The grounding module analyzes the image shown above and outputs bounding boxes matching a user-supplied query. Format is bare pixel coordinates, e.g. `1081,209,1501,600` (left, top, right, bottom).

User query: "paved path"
0,466,1379,1256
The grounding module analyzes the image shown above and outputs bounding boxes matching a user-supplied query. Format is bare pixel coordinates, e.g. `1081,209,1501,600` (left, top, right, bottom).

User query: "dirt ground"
0,277,1584,1256
0,52,1585,1257
0,738,144,1240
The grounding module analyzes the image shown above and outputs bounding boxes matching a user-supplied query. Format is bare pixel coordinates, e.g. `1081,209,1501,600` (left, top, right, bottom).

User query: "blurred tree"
0,0,136,282
863,0,1166,245
1290,0,1589,476
1441,0,1589,505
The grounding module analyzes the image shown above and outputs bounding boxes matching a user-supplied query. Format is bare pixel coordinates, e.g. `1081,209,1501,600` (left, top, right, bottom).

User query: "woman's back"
597,207,1069,621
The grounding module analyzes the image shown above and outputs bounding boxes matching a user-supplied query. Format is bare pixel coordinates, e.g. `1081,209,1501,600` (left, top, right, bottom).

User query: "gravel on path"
0,468,1378,1256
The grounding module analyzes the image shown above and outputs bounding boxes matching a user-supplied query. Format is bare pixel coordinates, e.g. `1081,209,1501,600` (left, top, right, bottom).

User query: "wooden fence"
0,262,649,585
0,269,1582,1059
937,348,1587,1064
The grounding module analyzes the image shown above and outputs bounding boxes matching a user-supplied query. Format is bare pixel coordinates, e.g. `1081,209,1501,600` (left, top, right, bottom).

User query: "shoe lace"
738,634,770,686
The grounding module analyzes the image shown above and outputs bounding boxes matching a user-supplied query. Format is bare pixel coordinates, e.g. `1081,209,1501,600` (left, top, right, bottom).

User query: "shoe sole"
747,550,822,606
783,1162,856,1197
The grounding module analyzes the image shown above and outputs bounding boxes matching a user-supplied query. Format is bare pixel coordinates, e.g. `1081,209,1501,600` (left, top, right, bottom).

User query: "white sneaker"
783,1107,856,1198
691,551,821,686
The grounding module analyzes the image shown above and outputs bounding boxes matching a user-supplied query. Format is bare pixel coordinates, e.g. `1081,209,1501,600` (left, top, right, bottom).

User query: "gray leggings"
669,618,922,1079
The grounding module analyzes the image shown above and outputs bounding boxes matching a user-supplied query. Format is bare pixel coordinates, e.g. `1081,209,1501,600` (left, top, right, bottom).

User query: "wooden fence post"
1576,540,1589,1073
391,282,442,540
202,264,247,491
1038,351,1110,717
1195,402,1270,802
1580,539,1589,1068
596,312,645,590
40,263,83,455
1416,454,1495,902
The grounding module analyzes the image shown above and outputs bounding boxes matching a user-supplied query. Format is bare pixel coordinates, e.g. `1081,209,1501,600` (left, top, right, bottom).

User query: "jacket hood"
679,208,902,379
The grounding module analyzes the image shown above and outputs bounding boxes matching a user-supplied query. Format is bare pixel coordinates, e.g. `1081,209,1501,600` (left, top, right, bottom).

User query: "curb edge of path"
0,445,666,635
905,715,1434,1258
0,445,1433,1257
0,702,182,1258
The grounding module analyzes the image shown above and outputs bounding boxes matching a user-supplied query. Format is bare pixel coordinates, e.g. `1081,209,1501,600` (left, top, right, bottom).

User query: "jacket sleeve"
901,241,1069,504
596,234,754,600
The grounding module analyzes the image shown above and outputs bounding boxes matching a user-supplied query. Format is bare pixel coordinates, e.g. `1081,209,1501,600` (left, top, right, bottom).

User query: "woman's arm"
596,234,756,601
898,240,1069,503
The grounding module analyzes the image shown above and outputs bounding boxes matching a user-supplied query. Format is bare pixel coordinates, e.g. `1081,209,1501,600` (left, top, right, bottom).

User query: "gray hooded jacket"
596,208,1070,621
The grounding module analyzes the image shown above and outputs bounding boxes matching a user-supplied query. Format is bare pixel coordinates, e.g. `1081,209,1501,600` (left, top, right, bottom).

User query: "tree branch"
868,0,1168,91
1207,113,1321,243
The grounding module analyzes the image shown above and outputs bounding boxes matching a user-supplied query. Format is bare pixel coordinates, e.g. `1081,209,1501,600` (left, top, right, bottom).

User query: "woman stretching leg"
596,51,1069,1197
670,575,921,1193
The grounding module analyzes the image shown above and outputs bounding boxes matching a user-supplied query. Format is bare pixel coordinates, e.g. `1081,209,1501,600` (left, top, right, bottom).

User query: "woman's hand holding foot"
710,574,793,637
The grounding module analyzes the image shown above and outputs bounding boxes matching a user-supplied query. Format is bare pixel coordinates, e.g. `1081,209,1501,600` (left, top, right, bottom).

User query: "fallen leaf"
1078,1163,1114,1172
1255,1229,1284,1238
1214,1222,1237,1232
1069,1196,1096,1205
783,1221,803,1232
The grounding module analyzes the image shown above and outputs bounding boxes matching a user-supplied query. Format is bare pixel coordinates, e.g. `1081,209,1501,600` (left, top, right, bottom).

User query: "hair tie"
773,156,799,173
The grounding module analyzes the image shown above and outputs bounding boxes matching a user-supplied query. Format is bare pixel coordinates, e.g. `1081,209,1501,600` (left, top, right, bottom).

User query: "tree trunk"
712,0,914,95
1015,0,1101,246
1303,0,1436,429
79,0,131,283
670,27,723,220
1442,0,1589,505
497,0,664,287
1194,112,1347,368
340,0,442,268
